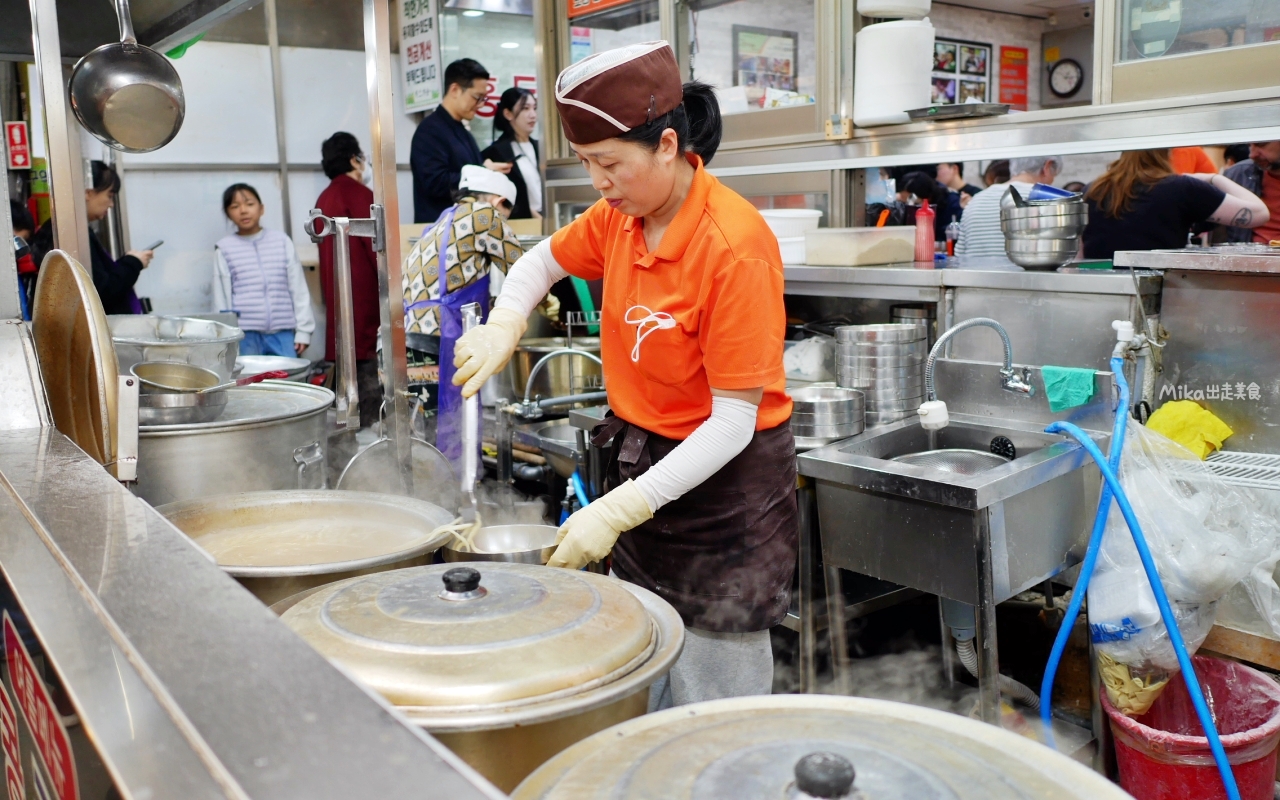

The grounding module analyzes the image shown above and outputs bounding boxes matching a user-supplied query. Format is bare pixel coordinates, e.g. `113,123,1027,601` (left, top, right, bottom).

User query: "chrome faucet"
510,348,606,419
919,317,1033,430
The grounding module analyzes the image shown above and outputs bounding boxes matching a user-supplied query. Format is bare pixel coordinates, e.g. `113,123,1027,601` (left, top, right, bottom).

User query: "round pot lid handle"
794,752,856,799
440,567,484,599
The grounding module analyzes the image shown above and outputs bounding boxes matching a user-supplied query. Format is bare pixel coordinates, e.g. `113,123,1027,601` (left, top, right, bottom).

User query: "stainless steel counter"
1115,245,1280,273
0,428,501,799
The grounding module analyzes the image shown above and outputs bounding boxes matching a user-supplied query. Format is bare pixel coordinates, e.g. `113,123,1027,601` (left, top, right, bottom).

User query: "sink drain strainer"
891,449,1010,475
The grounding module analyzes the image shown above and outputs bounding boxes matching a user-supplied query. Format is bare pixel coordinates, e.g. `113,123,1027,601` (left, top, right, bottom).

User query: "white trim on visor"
554,41,674,134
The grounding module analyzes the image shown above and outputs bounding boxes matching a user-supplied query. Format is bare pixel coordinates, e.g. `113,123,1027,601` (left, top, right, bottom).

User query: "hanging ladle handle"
114,0,138,44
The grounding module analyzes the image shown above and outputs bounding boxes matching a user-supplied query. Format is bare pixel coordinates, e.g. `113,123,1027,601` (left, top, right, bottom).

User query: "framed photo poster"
931,37,991,105
732,25,799,108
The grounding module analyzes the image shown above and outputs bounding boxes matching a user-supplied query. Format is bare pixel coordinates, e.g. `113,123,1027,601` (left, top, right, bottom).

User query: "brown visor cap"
555,42,684,145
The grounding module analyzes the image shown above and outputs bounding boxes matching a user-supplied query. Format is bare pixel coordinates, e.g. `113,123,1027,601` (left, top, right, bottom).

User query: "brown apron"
592,413,798,633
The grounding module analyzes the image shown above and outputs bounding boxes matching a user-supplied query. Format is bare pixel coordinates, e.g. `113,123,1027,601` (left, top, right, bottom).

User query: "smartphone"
141,239,164,251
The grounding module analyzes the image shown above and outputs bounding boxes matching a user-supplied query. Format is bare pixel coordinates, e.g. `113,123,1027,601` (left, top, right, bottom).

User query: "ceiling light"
501,41,520,48
462,9,484,17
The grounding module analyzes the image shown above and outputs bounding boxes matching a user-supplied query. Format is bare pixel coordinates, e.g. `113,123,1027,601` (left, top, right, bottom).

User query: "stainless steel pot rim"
792,426,865,438
788,386,864,405
838,339,927,350
139,382,334,434
835,364,924,375
837,377,926,390
834,324,926,343
836,356,925,367
791,409,864,422
156,490,454,578
402,581,684,733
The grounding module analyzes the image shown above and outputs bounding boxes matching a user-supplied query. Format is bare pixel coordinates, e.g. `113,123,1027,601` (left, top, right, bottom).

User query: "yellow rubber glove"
548,480,653,570
452,307,527,398
539,292,561,323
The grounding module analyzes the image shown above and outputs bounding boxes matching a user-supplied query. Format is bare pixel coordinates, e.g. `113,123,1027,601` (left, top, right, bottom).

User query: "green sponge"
1042,366,1096,412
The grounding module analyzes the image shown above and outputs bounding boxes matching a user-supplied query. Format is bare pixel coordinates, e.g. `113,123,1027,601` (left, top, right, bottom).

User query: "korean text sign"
400,0,442,112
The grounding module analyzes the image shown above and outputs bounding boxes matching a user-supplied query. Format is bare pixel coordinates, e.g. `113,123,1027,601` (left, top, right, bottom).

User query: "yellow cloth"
1098,653,1170,716
1146,400,1233,459
548,480,653,570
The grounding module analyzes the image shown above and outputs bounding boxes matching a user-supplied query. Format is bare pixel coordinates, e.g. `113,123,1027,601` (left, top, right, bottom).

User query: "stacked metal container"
835,324,927,425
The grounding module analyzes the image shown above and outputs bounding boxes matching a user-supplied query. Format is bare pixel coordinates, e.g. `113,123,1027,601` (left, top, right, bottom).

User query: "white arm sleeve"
212,248,234,313
493,238,569,318
284,238,316,343
633,396,759,512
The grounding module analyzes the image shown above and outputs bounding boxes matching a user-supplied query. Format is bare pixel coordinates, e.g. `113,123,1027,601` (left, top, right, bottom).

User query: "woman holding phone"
30,161,155,315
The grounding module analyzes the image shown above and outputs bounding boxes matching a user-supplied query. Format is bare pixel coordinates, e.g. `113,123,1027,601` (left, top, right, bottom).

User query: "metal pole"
975,514,1001,725
0,154,20,319
331,220,361,431
363,0,413,490
265,0,292,237
796,480,816,693
28,0,90,266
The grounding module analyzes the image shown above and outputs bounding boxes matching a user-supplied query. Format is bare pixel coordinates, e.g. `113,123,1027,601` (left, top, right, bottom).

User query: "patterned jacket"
402,196,524,336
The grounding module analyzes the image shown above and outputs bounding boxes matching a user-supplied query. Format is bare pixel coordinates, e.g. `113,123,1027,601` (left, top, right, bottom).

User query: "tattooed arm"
1191,172,1270,228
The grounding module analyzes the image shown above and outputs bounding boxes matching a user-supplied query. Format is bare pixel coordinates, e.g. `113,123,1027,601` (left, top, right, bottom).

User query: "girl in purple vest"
213,184,316,356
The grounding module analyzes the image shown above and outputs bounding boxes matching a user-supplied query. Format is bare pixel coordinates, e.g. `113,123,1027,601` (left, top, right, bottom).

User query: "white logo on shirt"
624,305,676,363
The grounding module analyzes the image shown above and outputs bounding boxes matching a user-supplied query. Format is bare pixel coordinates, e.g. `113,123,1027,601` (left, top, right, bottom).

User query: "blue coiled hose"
1037,360,1241,799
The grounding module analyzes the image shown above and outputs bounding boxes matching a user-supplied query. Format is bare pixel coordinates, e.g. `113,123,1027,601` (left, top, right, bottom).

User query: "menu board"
400,0,442,112
931,38,991,106
732,25,799,108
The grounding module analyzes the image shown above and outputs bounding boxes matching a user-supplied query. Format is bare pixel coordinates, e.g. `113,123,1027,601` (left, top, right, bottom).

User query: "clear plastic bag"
783,336,835,383
1088,422,1279,674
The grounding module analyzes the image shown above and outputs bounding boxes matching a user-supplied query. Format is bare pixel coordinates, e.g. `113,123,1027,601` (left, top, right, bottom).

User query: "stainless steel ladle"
69,0,186,153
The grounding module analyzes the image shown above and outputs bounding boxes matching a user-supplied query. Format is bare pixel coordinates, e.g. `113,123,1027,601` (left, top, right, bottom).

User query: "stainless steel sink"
513,421,580,478
797,413,1105,607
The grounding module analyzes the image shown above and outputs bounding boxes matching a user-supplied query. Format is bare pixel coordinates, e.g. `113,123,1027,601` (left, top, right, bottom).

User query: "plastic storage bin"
805,227,917,266
1103,655,1280,800
759,208,822,239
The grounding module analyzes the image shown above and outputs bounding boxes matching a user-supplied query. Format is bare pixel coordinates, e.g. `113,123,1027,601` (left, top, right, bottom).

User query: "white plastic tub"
805,227,917,266
760,208,823,239
777,236,806,264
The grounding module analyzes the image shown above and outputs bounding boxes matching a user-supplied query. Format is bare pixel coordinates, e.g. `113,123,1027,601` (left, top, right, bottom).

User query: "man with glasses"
411,58,513,223
1223,142,1280,244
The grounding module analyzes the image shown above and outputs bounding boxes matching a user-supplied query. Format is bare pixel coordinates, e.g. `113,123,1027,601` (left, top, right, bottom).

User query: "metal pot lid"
512,695,1130,800
139,381,333,432
156,490,455,577
32,251,118,468
281,562,654,709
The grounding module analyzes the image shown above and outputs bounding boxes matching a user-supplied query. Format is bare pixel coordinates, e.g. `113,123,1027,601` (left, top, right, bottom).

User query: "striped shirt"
955,181,1033,257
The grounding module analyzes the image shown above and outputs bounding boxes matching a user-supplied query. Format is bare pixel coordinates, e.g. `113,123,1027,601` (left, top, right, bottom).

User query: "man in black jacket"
410,58,512,223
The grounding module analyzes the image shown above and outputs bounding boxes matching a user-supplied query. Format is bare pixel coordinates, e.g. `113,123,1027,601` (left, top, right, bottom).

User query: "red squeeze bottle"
914,199,936,263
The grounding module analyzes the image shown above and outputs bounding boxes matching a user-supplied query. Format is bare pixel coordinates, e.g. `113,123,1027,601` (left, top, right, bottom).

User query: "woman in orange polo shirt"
453,42,796,709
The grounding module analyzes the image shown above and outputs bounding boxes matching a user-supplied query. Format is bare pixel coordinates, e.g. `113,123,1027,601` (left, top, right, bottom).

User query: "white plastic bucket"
760,208,823,239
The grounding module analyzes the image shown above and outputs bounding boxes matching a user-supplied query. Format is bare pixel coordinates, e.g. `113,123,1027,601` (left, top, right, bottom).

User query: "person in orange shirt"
452,42,796,709
1170,146,1217,175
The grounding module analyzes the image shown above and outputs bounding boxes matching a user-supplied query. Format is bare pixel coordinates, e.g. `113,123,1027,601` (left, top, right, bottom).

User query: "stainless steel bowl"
442,524,560,565
838,340,928,358
789,386,865,410
109,314,243,381
791,421,865,439
790,409,863,425
834,324,926,343
865,409,916,425
138,387,228,425
837,354,925,368
1005,237,1080,270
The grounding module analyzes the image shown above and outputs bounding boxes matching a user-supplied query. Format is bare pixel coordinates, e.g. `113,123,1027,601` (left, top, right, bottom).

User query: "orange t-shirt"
1170,147,1216,175
550,157,792,440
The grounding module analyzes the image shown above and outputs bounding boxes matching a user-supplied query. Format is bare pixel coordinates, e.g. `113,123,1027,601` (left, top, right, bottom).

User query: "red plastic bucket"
1102,655,1280,800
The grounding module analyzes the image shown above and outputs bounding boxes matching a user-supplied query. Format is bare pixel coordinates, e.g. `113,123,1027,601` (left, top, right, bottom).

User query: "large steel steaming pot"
280,562,683,792
157,490,455,605
135,382,333,506
513,694,1131,799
